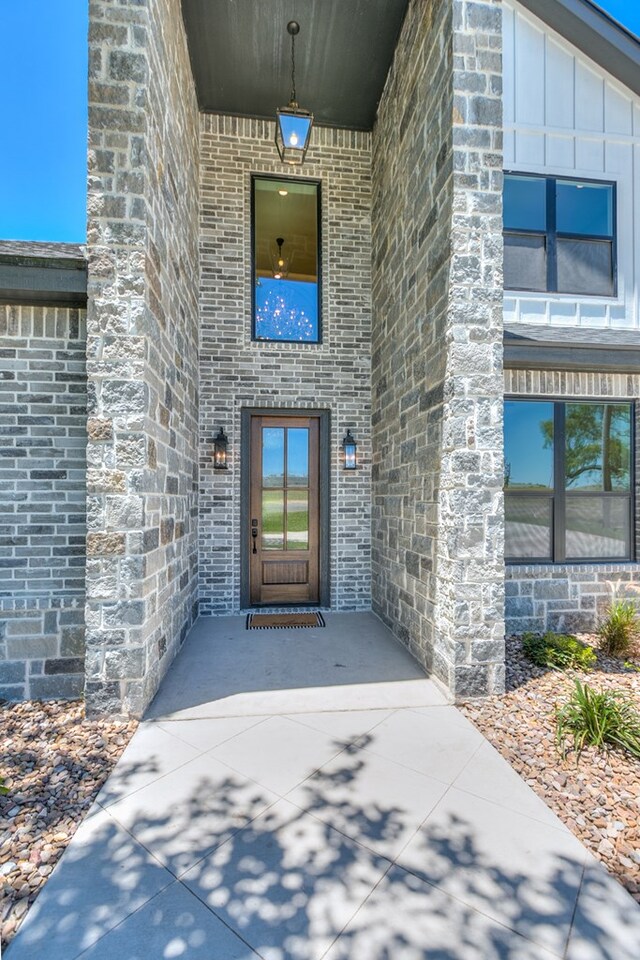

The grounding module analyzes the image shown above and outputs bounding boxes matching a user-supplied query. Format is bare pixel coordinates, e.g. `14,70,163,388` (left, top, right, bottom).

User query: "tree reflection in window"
505,399,633,562
564,404,630,491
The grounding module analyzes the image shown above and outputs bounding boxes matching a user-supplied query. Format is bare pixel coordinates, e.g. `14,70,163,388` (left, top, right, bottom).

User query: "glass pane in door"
287,428,309,485
262,490,284,550
286,490,309,549
262,428,285,487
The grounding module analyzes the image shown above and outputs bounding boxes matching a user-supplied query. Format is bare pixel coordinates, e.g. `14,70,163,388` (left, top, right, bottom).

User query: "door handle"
251,519,258,554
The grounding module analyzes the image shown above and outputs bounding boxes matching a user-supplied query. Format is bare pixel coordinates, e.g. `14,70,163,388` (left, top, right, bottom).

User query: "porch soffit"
180,0,410,130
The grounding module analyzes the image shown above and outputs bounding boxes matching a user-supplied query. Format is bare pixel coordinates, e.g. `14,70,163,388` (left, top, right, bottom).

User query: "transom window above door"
503,173,616,297
252,176,321,343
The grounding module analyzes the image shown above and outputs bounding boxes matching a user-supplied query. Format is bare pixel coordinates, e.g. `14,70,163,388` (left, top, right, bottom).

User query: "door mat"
246,612,326,630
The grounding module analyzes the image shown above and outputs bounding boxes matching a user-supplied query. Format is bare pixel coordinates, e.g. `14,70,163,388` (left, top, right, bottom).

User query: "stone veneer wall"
505,368,640,634
0,305,86,700
371,0,505,699
199,116,372,613
86,0,199,716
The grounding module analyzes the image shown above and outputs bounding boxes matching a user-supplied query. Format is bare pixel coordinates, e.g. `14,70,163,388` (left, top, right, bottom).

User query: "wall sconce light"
213,427,228,469
342,430,357,470
275,21,313,165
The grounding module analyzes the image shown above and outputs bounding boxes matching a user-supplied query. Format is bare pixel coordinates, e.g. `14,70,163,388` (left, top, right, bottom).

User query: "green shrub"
597,599,639,657
556,679,640,760
522,631,597,670
0,777,8,796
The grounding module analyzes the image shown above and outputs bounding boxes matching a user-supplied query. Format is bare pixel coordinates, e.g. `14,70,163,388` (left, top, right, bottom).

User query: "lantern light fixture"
275,21,313,165
342,430,357,470
213,427,228,470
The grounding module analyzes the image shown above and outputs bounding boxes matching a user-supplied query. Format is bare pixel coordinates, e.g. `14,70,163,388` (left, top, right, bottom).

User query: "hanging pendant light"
271,237,290,279
275,21,313,165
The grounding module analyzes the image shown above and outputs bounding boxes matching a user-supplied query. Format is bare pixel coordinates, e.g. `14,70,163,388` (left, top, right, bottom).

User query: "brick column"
372,0,504,699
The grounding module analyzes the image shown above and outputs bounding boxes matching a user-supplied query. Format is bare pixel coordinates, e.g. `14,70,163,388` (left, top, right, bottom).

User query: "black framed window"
251,175,321,343
503,174,616,297
505,399,634,562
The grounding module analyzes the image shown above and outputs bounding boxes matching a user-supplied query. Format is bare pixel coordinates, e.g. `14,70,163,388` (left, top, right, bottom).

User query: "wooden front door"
249,414,320,605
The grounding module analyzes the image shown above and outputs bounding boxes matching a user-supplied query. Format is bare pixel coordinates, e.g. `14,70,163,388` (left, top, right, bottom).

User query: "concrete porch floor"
7,612,640,959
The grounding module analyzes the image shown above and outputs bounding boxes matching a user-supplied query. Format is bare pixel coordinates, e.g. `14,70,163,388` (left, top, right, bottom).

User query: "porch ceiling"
180,0,410,130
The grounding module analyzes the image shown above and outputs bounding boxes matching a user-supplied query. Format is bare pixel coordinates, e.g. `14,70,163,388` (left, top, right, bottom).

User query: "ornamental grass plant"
556,679,640,760
597,598,639,657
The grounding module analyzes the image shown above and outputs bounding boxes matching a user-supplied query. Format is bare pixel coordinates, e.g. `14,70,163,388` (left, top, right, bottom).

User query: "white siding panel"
504,0,640,331
515,16,545,125
519,301,548,324
515,131,544,165
504,130,516,166
545,39,574,129
546,134,574,169
575,138,605,172
548,302,577,326
610,304,634,328
604,84,633,136
579,304,609,327
502,1,516,125
607,142,633,313
504,298,518,324
575,61,604,132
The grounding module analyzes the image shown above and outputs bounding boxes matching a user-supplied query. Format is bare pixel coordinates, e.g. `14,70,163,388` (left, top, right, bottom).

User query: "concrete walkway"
7,613,640,959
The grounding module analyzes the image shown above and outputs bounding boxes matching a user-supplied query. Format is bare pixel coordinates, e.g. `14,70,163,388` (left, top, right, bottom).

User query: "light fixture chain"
290,30,296,103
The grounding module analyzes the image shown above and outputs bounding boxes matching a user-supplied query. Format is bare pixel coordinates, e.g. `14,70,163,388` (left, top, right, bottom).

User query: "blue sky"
0,2,88,242
0,2,637,244
597,0,640,35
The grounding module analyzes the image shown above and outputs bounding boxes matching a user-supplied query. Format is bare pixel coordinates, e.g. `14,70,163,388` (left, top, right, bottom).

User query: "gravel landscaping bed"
460,636,640,904
0,699,137,949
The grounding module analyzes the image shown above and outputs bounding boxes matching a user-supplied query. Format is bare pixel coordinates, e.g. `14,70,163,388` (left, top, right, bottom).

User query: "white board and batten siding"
503,0,640,330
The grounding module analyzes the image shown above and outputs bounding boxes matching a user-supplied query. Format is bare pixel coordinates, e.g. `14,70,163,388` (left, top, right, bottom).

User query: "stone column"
433,0,505,698
85,0,199,716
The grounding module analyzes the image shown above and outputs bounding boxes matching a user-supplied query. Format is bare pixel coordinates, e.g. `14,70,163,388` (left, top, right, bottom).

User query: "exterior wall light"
342,430,357,470
275,21,313,165
213,427,228,469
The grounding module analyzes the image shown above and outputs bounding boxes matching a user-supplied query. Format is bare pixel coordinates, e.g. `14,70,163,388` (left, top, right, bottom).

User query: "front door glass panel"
286,490,309,549
262,428,285,487
261,426,309,551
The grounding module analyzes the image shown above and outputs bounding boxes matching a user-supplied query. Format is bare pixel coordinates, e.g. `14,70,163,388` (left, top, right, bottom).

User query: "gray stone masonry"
199,115,372,615
0,305,86,700
505,368,640,635
86,0,199,716
371,0,505,700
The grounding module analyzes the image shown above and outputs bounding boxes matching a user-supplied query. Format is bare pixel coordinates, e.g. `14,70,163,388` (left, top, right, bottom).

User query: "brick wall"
0,305,86,699
199,116,372,614
371,0,505,699
86,0,199,716
505,368,640,634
